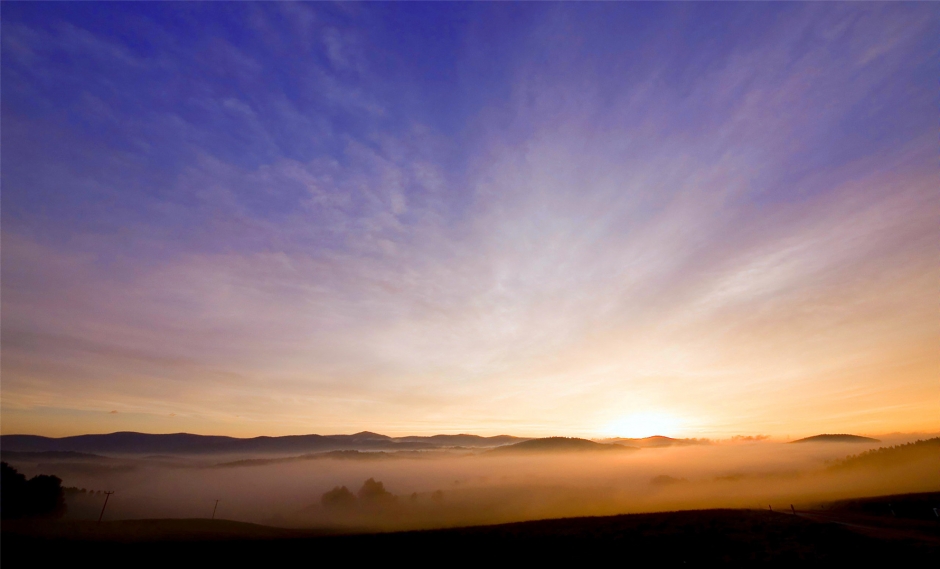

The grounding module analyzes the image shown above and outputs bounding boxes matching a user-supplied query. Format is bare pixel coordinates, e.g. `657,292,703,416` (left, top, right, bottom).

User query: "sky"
2,3,938,439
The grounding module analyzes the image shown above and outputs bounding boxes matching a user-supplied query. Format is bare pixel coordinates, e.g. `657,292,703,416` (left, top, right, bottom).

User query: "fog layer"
6,436,937,531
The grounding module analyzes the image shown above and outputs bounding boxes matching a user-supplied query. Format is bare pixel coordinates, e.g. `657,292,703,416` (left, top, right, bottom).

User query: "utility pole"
212,499,219,520
98,491,115,523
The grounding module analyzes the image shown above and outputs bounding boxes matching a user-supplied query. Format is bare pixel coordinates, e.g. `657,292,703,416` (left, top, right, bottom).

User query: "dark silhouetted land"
0,431,529,455
0,451,109,462
3,503,938,565
213,449,412,468
791,434,880,444
0,431,528,454
1,462,65,520
828,438,940,471
825,491,940,521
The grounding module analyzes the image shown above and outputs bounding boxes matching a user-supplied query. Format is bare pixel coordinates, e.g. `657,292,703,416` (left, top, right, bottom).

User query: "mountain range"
0,431,527,455
2,431,870,456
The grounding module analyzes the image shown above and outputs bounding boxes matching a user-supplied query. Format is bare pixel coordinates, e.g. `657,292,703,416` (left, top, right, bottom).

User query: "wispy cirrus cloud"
1,3,937,437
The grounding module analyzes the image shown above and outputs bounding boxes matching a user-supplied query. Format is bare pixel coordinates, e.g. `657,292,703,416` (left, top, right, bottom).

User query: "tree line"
1,462,66,519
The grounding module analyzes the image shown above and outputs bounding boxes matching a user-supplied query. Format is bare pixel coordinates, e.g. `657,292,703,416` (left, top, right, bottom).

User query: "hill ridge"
791,434,880,444
488,436,636,454
0,431,530,455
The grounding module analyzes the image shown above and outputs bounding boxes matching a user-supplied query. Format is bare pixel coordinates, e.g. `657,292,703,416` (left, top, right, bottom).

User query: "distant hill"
0,431,528,455
828,438,940,471
214,449,431,468
0,451,108,462
791,434,880,444
393,434,527,447
488,437,636,454
599,436,710,448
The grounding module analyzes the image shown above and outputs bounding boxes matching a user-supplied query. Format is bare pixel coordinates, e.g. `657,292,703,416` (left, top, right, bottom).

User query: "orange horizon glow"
2,5,938,441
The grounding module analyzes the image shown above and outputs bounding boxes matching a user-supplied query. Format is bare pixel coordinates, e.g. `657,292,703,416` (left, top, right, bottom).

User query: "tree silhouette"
321,486,356,509
1,462,66,519
358,478,394,505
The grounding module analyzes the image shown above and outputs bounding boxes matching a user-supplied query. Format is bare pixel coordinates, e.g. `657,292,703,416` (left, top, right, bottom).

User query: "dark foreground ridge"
4,506,938,566
791,434,880,444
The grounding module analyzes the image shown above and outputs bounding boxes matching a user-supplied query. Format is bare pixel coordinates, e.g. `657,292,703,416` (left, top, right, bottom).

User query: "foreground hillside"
828,438,940,471
4,506,938,565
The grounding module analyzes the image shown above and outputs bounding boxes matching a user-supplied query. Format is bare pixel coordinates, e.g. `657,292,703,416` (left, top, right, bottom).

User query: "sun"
602,412,683,439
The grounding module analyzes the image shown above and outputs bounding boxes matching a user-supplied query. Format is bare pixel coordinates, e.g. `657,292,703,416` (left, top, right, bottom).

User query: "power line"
97,491,114,523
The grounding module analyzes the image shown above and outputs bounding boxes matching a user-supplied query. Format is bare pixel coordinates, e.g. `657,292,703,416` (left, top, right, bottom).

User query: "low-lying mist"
6,435,938,532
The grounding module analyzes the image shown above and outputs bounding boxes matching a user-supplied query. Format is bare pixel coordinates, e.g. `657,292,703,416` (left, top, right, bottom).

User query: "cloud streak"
2,3,937,438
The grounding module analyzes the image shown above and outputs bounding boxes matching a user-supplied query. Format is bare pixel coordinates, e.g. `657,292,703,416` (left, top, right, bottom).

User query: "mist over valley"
3,431,936,532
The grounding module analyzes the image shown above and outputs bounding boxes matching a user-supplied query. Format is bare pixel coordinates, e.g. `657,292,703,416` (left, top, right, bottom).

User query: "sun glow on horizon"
601,412,686,439
1,3,937,439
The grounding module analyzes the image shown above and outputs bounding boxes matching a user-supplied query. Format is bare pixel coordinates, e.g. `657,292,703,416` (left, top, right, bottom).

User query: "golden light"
601,412,685,439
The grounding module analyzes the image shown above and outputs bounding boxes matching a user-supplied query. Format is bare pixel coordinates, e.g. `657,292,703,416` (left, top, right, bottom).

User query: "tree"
1,462,66,519
357,478,394,505
321,485,356,509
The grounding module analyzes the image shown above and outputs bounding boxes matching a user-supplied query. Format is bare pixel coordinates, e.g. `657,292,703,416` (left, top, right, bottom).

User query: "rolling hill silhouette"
828,438,939,471
488,437,636,454
393,434,525,447
0,451,108,462
0,431,528,455
598,436,710,448
3,504,936,564
214,450,425,468
791,434,880,444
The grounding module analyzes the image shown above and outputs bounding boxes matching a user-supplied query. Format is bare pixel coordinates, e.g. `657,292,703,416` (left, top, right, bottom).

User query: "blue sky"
2,3,938,438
